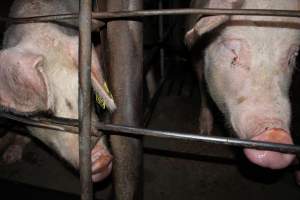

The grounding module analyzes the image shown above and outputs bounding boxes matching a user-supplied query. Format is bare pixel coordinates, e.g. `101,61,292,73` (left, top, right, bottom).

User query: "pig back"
7,0,79,39
3,0,80,48
9,0,79,18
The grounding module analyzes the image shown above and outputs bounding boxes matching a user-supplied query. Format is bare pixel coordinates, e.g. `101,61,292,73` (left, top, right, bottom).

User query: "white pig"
185,0,300,169
0,0,116,182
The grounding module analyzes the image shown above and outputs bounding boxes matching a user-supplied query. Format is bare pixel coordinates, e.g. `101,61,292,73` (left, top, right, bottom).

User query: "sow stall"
0,0,300,200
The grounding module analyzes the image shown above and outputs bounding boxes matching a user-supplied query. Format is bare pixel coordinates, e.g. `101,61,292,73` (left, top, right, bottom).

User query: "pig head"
0,36,116,115
0,14,116,181
186,0,300,169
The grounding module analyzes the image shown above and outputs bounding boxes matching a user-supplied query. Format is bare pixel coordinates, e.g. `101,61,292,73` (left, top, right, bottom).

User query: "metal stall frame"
78,0,93,200
105,0,143,199
1,7,300,200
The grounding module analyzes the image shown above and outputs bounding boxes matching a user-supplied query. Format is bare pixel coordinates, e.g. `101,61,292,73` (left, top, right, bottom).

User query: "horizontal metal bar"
92,8,300,19
0,113,300,155
1,8,300,23
98,124,300,155
0,113,78,133
0,14,77,23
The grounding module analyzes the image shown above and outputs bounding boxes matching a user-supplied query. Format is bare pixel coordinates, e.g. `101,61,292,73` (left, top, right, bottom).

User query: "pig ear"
185,15,229,48
90,49,116,112
0,48,51,114
185,0,244,48
67,37,116,111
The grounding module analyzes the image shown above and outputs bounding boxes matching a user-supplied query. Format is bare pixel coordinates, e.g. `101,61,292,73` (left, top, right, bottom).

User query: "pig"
185,0,300,170
0,0,116,182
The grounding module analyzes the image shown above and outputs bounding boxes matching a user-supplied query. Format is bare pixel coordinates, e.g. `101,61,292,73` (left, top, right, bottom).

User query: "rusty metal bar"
92,8,300,19
2,8,300,23
1,113,300,155
106,0,143,199
78,0,93,199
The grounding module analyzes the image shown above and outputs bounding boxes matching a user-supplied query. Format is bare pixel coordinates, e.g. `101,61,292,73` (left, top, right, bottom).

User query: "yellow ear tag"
96,82,113,110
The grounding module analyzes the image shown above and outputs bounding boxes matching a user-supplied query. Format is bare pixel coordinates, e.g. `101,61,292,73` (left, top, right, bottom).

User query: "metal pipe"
1,113,300,155
158,1,165,79
0,14,77,23
2,8,300,23
92,8,300,19
106,0,143,199
100,124,300,154
78,0,93,199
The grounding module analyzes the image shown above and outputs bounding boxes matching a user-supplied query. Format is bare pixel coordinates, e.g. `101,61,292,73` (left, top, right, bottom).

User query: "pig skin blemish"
65,99,73,111
237,96,247,104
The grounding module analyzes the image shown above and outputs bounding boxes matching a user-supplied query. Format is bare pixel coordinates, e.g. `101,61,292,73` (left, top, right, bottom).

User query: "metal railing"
0,5,300,200
1,113,300,154
1,8,300,23
78,0,93,199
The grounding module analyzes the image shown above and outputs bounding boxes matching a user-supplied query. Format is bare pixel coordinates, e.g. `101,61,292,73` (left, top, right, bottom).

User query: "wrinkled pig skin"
186,0,300,170
0,0,116,182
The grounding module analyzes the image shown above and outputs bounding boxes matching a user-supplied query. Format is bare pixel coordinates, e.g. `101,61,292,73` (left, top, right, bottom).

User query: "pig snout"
91,144,113,182
244,128,294,169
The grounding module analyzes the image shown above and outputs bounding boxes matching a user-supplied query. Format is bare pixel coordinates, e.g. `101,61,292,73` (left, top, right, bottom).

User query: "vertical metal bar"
158,0,165,79
78,0,93,200
106,0,143,199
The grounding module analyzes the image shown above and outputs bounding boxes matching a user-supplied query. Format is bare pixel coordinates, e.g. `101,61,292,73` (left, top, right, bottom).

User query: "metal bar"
2,8,300,23
158,1,165,79
78,0,93,199
0,114,78,133
1,113,300,155
93,8,300,19
0,14,77,23
100,124,300,154
106,0,143,199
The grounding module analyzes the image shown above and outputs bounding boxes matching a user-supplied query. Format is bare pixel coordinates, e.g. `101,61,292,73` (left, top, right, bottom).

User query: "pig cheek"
277,45,298,91
280,44,299,73
211,41,251,96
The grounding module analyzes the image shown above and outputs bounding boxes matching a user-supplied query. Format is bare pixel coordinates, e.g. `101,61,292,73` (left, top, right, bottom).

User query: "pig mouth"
243,128,295,169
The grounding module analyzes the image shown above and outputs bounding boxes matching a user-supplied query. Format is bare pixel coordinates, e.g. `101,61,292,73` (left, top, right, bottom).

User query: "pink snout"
244,128,295,169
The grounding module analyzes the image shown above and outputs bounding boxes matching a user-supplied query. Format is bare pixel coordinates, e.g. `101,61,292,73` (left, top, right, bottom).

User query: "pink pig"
0,0,116,182
186,0,300,169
